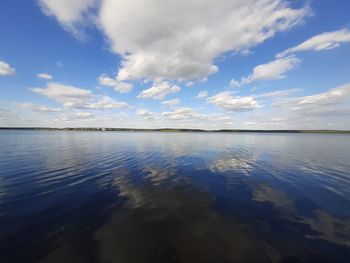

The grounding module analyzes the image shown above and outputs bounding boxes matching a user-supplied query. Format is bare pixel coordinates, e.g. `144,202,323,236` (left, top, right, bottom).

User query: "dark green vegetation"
1,127,350,134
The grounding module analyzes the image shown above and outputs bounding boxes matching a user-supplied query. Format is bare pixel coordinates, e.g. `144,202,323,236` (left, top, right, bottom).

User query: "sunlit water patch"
0,131,350,262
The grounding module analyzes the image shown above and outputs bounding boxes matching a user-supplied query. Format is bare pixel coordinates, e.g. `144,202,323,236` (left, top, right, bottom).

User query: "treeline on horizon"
0,127,350,134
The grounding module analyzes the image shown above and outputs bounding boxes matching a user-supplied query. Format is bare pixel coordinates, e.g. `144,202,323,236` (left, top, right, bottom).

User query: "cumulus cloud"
162,98,180,107
240,56,301,84
98,74,133,93
38,0,97,38
39,0,308,83
137,108,155,120
18,102,61,113
0,60,15,75
207,92,260,112
138,81,181,100
196,91,208,99
277,29,350,58
37,73,53,80
30,82,129,110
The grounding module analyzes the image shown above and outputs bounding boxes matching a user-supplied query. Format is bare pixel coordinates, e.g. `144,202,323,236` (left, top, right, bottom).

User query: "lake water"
0,131,350,263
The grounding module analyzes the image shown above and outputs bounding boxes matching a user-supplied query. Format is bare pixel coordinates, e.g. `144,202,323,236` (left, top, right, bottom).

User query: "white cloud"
138,81,181,100
0,108,9,120
136,107,232,125
137,108,155,120
230,79,242,88
162,98,180,107
98,74,133,93
255,88,301,98
196,91,208,99
31,82,92,101
232,28,350,87
73,111,95,119
277,29,350,58
52,111,129,124
207,91,260,112
98,74,115,86
296,83,350,107
38,0,97,38
245,122,256,126
162,107,199,121
30,82,129,110
0,60,15,76
242,56,301,84
37,73,53,80
274,83,350,115
108,0,308,83
40,0,308,82
162,107,231,122
114,82,133,93
53,111,95,122
18,102,61,113
240,83,350,130
70,95,130,110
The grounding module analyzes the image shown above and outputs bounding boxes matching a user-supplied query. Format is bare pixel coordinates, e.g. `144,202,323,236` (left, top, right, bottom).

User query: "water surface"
0,131,350,262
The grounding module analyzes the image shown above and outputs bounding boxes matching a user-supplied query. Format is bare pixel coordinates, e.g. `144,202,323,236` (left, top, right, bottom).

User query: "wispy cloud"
274,83,350,115
17,102,61,113
138,81,181,100
277,29,350,58
162,107,232,122
162,98,180,107
232,56,301,86
255,88,301,98
196,91,208,99
243,83,350,130
30,82,130,110
37,73,53,80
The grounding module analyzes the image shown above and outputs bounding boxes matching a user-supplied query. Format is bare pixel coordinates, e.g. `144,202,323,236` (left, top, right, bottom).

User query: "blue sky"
1,0,350,129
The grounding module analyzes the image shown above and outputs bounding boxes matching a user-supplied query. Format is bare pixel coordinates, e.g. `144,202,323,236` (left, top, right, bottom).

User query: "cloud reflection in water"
95,168,281,263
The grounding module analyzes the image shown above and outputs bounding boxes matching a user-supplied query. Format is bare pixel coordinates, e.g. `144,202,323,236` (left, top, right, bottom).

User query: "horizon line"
1,127,350,134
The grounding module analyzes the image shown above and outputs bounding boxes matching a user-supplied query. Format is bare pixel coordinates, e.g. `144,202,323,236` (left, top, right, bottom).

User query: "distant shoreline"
1,127,350,134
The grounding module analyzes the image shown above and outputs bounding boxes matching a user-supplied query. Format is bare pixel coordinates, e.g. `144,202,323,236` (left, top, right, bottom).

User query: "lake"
0,130,350,262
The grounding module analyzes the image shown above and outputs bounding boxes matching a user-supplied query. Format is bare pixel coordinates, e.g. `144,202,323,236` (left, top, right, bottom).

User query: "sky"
1,0,350,129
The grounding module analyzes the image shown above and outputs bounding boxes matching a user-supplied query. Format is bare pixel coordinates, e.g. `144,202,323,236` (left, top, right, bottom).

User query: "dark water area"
0,130,350,263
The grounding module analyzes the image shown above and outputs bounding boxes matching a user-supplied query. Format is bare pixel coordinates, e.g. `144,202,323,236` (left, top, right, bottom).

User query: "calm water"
0,131,350,263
